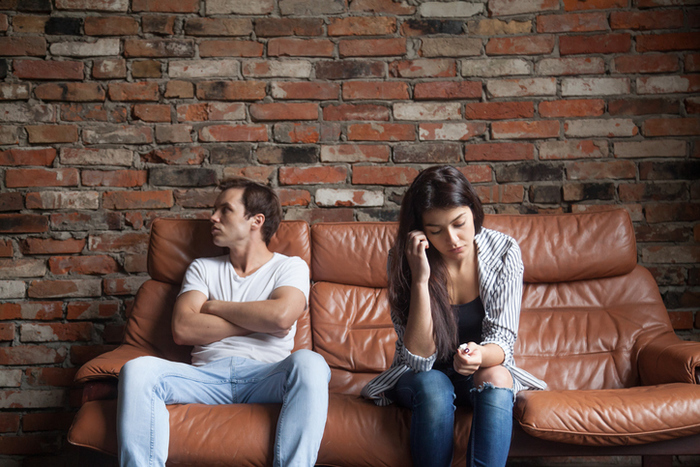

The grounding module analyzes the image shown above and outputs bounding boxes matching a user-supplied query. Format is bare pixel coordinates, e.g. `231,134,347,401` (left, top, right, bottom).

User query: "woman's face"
421,206,476,260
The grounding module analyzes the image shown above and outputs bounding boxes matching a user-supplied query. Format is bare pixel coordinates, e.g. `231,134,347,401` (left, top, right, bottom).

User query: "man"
117,178,330,467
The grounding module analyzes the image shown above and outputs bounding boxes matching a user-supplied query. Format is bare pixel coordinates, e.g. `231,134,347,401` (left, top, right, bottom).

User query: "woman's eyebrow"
424,212,466,227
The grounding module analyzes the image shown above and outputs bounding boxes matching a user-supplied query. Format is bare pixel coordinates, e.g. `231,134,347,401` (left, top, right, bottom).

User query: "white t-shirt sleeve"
179,258,210,298
274,256,310,302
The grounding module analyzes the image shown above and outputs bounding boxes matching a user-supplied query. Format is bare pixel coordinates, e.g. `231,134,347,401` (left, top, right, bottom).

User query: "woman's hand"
406,230,431,285
453,342,482,376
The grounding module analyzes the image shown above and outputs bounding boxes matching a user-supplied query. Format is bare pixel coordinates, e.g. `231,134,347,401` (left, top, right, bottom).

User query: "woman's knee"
396,370,454,412
473,366,513,389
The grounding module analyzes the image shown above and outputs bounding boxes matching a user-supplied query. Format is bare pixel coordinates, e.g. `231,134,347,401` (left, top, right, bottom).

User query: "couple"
117,166,545,467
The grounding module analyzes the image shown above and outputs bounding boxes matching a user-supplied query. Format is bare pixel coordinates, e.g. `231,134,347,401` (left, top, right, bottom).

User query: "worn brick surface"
0,0,698,457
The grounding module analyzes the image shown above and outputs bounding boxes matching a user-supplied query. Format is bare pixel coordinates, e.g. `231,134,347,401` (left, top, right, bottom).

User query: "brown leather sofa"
68,209,700,466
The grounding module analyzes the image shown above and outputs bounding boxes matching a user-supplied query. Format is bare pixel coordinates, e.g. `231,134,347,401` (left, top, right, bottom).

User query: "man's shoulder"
270,252,309,272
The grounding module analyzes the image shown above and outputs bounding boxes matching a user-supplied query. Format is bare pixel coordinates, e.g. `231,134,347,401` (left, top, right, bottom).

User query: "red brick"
0,346,66,365
320,144,391,162
254,18,324,37
197,81,266,101
88,232,149,254
537,12,607,32
48,255,119,275
323,104,389,121
60,103,127,123
223,166,276,184
273,123,320,143
84,16,139,35
20,322,93,342
539,99,604,117
133,104,171,123
198,40,264,58
413,81,481,100
165,81,194,98
0,148,56,166
22,412,75,432
132,0,199,12
637,33,700,52
20,238,85,255
200,124,268,142
103,276,148,295
352,166,419,186
339,38,406,57
184,17,252,36
25,125,79,144
567,160,637,180
272,82,339,100
124,39,195,58
11,15,47,34
563,0,626,10
612,54,679,74
350,0,415,14
277,189,311,207
35,83,105,102
66,300,119,320
0,13,6,32
0,414,19,433
560,33,631,55
492,120,560,139
0,214,48,233
0,240,12,257
0,302,62,321
143,146,207,165
609,98,679,116
389,59,456,78
28,279,101,298
0,37,46,56
614,10,683,30
268,38,334,57
342,81,408,100
102,191,173,210
249,103,318,121
12,60,83,80
419,122,488,141
328,16,396,36
687,54,700,72
477,185,525,204
0,324,14,341
109,82,160,101
643,117,700,136
279,166,347,185
687,97,700,114
465,142,535,161
486,35,555,55
464,102,535,120
347,123,415,141
5,168,78,188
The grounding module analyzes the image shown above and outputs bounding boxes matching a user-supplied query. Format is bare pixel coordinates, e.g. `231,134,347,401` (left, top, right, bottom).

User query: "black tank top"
434,296,485,369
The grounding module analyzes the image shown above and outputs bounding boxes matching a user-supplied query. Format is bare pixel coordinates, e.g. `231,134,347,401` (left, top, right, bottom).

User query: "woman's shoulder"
475,228,523,271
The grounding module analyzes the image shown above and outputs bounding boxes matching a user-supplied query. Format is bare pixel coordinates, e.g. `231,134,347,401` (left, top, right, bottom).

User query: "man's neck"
228,241,274,278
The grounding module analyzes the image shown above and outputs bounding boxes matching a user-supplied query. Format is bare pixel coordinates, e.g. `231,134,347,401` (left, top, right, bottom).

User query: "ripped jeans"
391,368,513,467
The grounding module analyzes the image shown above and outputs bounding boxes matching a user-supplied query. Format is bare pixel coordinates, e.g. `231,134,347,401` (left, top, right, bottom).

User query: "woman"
362,165,546,467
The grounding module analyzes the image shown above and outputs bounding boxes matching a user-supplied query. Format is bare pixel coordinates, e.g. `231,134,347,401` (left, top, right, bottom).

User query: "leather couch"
68,209,700,466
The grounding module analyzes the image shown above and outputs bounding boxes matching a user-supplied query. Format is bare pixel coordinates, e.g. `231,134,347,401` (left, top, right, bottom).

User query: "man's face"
210,188,255,248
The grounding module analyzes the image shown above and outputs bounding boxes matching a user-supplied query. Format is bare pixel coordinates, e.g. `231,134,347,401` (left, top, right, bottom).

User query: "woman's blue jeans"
116,350,330,467
392,368,514,467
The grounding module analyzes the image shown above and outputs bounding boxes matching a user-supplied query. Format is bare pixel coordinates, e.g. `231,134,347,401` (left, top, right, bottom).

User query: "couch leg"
642,455,672,467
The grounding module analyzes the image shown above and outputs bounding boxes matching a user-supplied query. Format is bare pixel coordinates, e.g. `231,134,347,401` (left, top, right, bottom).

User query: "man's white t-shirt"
178,253,310,366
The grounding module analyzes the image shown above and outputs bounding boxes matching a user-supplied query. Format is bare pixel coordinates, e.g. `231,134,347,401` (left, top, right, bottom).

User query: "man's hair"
218,178,282,245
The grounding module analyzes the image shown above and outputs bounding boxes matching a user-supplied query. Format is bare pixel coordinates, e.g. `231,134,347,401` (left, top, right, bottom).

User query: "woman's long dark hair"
389,165,484,361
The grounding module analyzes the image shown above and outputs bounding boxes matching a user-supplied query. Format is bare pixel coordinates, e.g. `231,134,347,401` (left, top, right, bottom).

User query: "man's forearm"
201,299,293,334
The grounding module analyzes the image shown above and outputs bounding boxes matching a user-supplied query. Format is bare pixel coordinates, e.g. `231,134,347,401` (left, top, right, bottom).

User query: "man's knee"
120,356,163,390
287,350,331,385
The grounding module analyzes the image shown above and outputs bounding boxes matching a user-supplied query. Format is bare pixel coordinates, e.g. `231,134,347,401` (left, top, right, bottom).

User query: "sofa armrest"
75,345,156,385
638,332,700,386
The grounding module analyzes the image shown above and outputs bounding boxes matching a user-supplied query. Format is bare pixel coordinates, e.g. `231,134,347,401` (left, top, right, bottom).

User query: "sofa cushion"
149,219,311,285
515,383,700,446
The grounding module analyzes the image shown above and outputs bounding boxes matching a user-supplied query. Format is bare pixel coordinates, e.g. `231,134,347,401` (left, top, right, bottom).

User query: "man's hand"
172,291,251,346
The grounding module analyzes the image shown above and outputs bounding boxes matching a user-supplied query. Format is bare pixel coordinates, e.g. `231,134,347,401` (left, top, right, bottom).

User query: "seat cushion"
515,383,700,446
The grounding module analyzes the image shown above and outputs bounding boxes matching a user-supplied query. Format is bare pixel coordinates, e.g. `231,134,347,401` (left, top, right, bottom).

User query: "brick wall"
0,0,698,463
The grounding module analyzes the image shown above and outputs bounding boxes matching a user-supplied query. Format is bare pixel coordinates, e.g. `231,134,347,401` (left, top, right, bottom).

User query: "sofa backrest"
309,209,673,394
122,219,314,364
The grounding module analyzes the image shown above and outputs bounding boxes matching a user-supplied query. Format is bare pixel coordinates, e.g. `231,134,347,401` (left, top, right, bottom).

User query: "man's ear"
250,213,265,232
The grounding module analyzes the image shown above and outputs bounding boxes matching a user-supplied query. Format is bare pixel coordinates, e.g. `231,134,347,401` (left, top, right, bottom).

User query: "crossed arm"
171,286,307,347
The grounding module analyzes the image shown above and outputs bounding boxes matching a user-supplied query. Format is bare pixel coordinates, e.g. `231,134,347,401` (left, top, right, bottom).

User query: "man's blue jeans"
116,350,331,467
392,368,514,467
